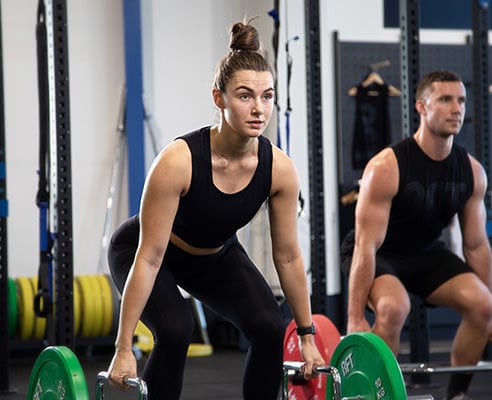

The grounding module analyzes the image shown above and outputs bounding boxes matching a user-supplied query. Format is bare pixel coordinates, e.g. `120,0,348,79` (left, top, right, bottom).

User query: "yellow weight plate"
187,343,214,358
134,320,154,354
16,276,35,340
95,274,113,337
73,277,81,336
29,276,46,340
88,275,103,337
83,275,100,337
76,275,95,337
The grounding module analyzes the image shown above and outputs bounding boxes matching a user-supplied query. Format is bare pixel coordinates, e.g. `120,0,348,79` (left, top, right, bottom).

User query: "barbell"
26,345,147,400
284,329,412,399
283,314,492,400
25,314,492,399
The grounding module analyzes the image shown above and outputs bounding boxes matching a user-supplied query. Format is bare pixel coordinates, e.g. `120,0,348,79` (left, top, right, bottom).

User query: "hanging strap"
284,35,305,215
34,0,52,318
268,2,281,149
284,35,298,156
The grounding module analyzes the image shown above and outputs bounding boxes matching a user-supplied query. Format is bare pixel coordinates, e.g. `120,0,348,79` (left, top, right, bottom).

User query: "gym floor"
3,341,492,400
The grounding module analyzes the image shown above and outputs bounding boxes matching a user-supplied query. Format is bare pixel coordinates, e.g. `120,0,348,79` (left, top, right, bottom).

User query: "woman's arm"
109,140,191,385
268,146,325,377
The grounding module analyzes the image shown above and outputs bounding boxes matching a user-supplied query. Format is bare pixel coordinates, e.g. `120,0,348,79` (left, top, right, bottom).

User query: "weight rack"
304,0,327,317
0,0,74,392
44,0,75,350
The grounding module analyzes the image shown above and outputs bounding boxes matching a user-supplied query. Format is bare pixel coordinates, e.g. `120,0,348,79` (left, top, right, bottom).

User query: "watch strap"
296,323,316,336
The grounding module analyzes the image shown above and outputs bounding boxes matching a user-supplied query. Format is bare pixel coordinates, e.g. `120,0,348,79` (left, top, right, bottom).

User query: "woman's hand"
107,348,137,391
299,335,326,379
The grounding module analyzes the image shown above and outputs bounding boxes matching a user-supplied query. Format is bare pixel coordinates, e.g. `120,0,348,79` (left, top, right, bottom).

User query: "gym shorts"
341,243,474,301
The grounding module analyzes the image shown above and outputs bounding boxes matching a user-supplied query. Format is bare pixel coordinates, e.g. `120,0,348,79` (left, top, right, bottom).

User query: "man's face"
418,81,466,138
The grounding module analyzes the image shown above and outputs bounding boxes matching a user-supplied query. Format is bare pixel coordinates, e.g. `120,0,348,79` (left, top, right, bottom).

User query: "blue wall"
384,0,491,29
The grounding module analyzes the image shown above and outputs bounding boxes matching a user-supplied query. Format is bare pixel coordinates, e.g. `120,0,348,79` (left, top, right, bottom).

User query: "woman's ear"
212,88,224,109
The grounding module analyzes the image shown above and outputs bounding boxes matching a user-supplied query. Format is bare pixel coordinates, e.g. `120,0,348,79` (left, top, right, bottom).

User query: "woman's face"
216,69,275,138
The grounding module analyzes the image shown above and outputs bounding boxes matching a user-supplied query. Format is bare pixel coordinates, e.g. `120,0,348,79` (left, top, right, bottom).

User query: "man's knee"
375,295,411,329
468,290,492,328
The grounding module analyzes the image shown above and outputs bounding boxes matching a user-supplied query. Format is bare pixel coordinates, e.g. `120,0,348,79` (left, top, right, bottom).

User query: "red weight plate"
283,314,341,399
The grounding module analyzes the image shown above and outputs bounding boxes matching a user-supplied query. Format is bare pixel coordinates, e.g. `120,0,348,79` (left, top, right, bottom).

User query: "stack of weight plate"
75,274,118,338
10,274,214,359
11,274,118,340
16,276,47,340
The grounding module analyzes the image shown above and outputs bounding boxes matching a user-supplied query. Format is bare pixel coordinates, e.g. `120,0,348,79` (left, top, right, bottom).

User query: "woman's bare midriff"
170,232,223,255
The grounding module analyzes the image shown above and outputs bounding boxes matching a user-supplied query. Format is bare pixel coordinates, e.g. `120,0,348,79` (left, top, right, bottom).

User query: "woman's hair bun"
229,17,260,52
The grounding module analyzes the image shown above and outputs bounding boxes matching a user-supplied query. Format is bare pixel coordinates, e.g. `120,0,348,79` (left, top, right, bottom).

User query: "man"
341,70,492,400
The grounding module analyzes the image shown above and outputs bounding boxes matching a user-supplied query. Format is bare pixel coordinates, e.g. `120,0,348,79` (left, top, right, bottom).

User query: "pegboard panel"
335,40,492,238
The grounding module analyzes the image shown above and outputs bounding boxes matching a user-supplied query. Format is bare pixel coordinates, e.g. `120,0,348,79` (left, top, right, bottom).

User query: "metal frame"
50,0,75,348
472,0,490,211
399,0,431,385
0,0,10,392
399,0,420,139
304,0,327,315
123,0,146,216
0,0,76,388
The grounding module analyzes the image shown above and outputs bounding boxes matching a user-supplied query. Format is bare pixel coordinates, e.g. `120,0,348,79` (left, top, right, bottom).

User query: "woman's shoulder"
152,138,192,173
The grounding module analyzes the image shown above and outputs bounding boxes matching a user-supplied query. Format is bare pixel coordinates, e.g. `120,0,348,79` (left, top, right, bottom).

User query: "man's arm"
459,155,492,289
347,148,399,333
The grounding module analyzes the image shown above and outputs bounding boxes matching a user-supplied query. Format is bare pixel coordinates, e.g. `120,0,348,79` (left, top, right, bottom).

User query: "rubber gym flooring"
2,341,492,400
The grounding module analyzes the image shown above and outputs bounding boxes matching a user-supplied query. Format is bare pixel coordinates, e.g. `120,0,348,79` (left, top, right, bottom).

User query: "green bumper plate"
27,346,89,400
328,332,407,400
8,277,17,338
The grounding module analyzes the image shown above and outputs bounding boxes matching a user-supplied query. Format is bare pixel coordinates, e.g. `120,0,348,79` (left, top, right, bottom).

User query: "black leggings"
108,216,284,400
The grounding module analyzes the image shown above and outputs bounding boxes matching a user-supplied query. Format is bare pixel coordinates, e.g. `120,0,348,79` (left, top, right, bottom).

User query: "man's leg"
426,272,492,398
369,275,411,355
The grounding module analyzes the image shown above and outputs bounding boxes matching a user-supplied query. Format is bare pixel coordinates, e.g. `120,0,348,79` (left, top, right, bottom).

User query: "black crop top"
171,126,273,248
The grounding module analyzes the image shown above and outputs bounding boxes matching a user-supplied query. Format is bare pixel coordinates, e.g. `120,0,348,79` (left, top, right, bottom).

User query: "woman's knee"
244,307,284,345
146,314,195,349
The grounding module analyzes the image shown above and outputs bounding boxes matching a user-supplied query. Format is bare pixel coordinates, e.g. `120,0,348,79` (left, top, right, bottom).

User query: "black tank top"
171,126,273,248
379,137,473,254
351,83,391,169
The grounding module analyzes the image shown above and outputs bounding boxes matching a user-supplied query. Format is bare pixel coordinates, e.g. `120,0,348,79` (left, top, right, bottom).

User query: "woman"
107,17,325,399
